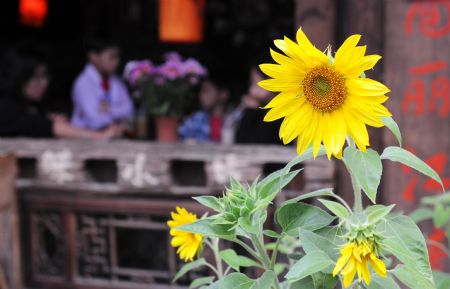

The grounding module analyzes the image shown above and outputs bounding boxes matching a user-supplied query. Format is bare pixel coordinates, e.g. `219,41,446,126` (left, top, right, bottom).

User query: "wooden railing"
0,139,335,289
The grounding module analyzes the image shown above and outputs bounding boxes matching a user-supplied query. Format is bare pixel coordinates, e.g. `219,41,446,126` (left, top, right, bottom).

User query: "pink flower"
157,60,186,80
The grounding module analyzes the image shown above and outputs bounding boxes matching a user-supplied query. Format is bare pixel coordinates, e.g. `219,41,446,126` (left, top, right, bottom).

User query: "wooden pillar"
334,0,385,204
295,0,336,50
0,154,21,289
383,0,450,271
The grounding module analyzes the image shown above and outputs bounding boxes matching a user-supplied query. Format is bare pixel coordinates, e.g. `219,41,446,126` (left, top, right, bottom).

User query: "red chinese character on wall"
405,0,450,39
428,228,448,270
402,61,450,118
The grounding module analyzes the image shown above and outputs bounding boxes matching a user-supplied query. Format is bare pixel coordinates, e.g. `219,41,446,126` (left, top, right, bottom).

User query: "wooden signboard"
383,0,450,271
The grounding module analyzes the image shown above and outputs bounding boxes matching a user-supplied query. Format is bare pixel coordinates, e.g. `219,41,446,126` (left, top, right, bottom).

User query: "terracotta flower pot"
155,117,178,143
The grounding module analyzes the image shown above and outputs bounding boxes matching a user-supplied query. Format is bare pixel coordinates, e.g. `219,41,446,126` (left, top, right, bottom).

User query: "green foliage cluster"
411,193,450,289
172,127,444,289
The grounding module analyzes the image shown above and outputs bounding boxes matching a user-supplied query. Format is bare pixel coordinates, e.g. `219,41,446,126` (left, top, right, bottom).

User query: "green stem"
251,234,281,289
206,238,224,279
212,238,224,279
344,137,363,212
270,234,283,269
346,162,363,212
234,238,265,265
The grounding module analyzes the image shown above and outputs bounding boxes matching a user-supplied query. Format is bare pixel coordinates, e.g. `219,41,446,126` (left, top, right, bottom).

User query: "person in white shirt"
71,36,134,130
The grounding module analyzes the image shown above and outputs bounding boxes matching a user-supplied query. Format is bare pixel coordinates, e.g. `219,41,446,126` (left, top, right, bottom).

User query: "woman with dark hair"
0,46,123,138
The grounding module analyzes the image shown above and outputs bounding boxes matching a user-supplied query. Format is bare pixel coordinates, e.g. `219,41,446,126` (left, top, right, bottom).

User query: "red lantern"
159,0,205,43
19,0,48,28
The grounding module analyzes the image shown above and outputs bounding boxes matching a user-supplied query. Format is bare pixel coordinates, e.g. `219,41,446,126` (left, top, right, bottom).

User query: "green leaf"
434,271,450,289
190,277,215,289
276,203,334,236
290,272,337,289
220,249,241,271
220,273,255,289
219,249,260,271
263,229,281,238
422,193,450,205
382,116,402,146
343,147,382,203
274,263,286,276
392,265,435,289
382,215,435,289
298,228,340,261
237,255,261,268
381,146,444,191
178,218,235,240
365,204,395,224
250,271,276,289
290,277,314,289
238,217,259,235
256,146,325,198
367,274,401,289
433,204,450,228
281,188,335,206
410,207,434,223
285,250,333,281
258,170,302,202
318,199,350,220
173,258,207,282
193,196,223,212
310,272,338,289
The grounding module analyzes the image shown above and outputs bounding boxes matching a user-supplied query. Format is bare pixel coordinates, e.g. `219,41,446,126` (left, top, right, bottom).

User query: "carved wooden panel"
22,192,213,289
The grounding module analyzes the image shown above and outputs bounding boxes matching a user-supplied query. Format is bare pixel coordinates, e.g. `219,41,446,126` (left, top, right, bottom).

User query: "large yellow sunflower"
167,207,203,262
259,28,392,158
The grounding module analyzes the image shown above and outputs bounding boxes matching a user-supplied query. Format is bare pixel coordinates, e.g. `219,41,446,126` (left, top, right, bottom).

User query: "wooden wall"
0,154,21,289
383,0,450,271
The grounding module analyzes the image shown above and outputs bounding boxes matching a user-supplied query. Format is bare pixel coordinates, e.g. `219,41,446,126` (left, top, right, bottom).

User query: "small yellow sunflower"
259,28,392,158
167,207,203,262
333,241,387,287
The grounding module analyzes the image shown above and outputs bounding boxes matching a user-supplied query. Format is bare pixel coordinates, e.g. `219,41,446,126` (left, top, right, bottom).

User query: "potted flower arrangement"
167,28,444,289
124,52,207,142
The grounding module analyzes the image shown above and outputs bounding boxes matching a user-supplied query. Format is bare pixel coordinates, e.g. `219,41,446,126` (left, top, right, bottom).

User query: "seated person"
71,35,134,130
0,46,122,139
234,65,282,144
179,77,229,143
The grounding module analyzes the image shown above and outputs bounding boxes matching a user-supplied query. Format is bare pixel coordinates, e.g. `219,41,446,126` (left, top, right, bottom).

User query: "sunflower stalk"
250,233,281,289
350,172,363,212
211,238,224,279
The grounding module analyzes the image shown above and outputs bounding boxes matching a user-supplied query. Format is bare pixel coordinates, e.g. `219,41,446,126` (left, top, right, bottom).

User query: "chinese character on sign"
40,149,76,184
405,0,450,39
402,60,450,118
428,228,448,270
121,153,159,188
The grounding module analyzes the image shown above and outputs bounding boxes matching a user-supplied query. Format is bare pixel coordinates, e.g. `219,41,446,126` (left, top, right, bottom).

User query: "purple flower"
163,51,183,62
124,60,155,85
156,60,186,80
183,58,207,77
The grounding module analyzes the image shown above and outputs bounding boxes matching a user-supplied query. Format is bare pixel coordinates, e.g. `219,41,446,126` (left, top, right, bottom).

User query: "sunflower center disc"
303,66,346,112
